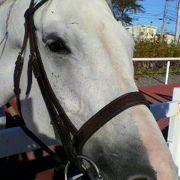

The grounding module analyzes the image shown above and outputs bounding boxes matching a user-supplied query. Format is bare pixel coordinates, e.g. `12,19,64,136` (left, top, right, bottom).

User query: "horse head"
0,0,178,179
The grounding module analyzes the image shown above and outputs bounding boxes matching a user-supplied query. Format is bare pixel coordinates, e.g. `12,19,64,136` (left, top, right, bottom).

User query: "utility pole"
161,0,168,39
175,0,180,42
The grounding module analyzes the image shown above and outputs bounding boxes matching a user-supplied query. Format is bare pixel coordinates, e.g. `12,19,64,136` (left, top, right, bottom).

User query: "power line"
167,17,176,22
167,9,178,13
129,0,177,33
167,14,177,18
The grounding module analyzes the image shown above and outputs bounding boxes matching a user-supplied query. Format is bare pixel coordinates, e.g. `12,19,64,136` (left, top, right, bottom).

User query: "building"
126,25,180,44
126,25,158,40
163,33,176,44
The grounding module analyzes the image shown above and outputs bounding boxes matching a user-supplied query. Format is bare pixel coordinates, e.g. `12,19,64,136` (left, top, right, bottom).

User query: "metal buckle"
64,155,103,180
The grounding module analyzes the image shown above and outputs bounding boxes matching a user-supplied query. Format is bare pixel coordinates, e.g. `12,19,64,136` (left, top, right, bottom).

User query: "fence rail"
133,57,180,85
133,57,180,61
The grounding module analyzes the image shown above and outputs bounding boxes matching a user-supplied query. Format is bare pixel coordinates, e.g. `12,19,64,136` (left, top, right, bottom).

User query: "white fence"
150,87,180,176
0,88,180,176
167,88,180,176
133,57,180,85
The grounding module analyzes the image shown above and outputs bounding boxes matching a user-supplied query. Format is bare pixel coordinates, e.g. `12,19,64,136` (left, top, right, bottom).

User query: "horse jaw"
83,105,178,180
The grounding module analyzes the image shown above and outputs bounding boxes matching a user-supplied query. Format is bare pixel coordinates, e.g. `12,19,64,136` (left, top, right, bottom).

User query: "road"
135,73,180,88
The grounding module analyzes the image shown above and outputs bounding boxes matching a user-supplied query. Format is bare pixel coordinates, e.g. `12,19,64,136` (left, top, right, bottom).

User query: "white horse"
0,0,179,179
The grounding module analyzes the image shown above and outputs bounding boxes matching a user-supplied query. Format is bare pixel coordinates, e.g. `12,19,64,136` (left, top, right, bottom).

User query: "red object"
139,83,180,104
4,97,19,115
139,83,180,130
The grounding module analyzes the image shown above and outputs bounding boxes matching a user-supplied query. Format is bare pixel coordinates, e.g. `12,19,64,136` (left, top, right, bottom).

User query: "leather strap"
14,22,29,98
74,92,149,154
24,0,48,18
13,0,67,166
24,3,78,164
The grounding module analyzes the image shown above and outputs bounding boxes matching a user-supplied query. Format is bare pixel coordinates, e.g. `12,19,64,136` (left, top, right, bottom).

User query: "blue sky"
129,0,177,34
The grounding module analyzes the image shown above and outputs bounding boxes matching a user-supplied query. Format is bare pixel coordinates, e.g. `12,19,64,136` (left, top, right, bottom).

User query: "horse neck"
0,0,30,54
0,0,55,140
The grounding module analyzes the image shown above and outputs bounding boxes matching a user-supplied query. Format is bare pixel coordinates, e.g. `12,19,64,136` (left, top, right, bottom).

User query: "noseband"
13,0,149,178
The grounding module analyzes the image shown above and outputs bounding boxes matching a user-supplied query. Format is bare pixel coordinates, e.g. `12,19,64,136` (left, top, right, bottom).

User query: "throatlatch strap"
13,0,66,166
23,0,78,163
74,92,149,154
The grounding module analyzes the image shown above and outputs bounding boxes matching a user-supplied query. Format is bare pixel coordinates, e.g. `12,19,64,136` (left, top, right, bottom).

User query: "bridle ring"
64,155,103,180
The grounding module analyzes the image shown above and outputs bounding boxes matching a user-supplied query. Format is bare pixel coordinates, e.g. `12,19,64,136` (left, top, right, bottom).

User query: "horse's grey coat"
0,0,179,179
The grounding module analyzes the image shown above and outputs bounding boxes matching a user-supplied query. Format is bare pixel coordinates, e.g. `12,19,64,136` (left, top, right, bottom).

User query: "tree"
112,0,144,25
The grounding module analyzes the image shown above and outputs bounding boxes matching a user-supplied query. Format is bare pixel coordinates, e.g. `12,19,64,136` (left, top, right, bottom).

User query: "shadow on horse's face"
0,63,15,106
82,111,157,180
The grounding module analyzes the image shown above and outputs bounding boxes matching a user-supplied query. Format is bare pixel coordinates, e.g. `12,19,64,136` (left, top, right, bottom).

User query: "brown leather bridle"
13,0,149,177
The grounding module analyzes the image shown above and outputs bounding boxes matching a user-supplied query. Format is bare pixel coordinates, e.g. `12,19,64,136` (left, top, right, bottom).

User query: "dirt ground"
135,73,180,88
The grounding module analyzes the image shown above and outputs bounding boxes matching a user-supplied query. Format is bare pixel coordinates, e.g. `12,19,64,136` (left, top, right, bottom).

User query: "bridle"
13,0,149,178
12,0,149,179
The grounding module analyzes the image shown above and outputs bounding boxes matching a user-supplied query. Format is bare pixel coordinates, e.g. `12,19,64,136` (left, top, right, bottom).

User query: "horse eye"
47,39,71,54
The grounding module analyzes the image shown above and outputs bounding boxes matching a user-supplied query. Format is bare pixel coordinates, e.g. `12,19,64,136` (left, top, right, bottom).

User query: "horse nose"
128,175,149,180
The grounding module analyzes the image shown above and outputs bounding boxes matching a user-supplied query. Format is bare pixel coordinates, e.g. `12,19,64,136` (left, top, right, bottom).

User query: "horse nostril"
128,175,149,180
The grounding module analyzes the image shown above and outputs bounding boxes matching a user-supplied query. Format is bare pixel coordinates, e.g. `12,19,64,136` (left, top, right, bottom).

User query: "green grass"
135,69,180,75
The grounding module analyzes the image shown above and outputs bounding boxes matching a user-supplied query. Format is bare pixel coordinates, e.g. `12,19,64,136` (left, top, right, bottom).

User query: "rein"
13,0,149,178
